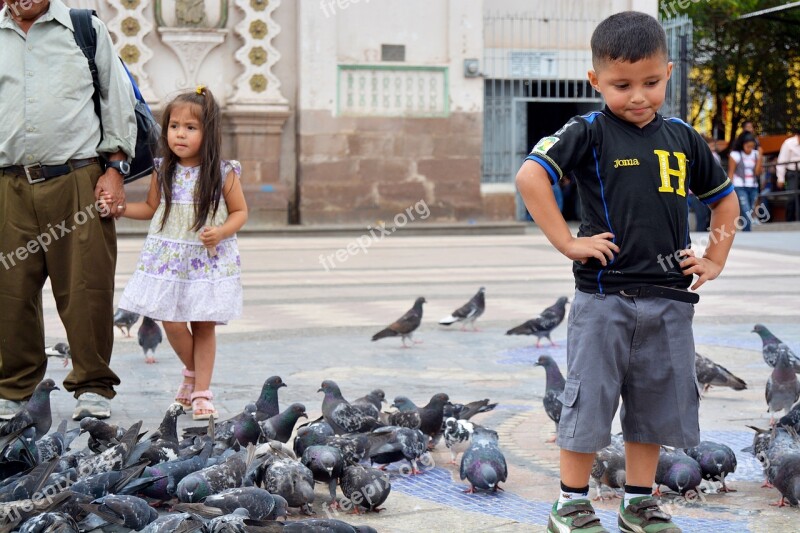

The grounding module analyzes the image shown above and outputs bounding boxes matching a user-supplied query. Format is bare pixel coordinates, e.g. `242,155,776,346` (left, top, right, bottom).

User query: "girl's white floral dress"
119,159,243,323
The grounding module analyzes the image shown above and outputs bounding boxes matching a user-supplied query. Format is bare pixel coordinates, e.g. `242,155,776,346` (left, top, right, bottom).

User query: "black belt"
617,285,699,304
1,158,100,184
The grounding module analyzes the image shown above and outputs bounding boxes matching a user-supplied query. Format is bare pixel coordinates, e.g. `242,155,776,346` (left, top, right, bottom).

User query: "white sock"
557,487,589,510
623,490,651,508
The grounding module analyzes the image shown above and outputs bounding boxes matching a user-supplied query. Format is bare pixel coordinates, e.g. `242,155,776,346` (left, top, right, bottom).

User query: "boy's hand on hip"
562,232,619,266
679,248,722,290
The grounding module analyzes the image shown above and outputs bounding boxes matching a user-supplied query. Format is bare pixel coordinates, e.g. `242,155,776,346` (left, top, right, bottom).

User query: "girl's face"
743,141,755,154
167,103,203,167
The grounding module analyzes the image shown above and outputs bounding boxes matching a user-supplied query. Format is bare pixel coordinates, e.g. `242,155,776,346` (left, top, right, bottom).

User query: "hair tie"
196,85,206,95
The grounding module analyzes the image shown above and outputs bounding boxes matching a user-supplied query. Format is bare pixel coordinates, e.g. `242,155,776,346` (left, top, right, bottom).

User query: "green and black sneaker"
547,499,609,533
618,496,682,533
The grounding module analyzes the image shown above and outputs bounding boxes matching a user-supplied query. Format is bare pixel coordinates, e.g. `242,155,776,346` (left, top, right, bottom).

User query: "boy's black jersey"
527,106,733,294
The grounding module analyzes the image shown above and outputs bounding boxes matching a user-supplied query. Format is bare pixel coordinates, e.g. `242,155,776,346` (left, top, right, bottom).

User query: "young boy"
516,12,739,533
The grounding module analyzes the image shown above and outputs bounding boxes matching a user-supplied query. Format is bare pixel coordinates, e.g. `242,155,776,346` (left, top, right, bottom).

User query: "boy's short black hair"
591,11,668,68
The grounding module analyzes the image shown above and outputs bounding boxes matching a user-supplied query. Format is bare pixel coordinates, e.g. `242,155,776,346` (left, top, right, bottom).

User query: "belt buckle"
619,288,640,298
23,163,45,184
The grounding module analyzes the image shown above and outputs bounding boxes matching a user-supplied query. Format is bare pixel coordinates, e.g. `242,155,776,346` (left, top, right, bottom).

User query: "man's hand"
95,169,126,219
561,232,619,266
678,248,723,290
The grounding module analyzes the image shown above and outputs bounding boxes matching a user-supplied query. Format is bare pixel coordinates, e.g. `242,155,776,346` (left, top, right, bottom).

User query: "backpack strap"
69,9,102,133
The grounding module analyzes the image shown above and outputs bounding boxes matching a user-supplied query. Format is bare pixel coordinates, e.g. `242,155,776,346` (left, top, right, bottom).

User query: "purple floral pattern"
118,160,243,322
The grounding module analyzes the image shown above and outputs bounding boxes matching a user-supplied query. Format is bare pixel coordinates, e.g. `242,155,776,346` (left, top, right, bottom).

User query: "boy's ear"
587,69,600,92
665,61,674,81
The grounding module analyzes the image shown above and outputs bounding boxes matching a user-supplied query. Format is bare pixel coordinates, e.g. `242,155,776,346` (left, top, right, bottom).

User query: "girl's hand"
200,226,223,248
98,191,114,217
678,248,723,290
561,232,619,266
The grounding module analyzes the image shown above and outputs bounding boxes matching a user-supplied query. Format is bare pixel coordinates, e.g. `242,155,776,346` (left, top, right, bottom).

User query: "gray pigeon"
655,448,702,495
351,390,385,419
36,419,80,464
137,316,162,364
319,381,381,435
139,440,213,501
76,421,142,477
263,458,315,514
506,296,569,347
766,346,800,423
44,343,71,368
113,308,140,337
771,452,800,507
366,426,428,475
439,287,485,331
138,512,206,533
694,352,746,393
78,494,158,531
301,445,344,505
534,355,565,442
206,507,251,533
179,486,280,521
339,464,391,512
0,379,60,442
753,324,800,371
416,392,450,446
140,403,184,465
258,403,307,443
779,402,800,432
387,396,421,429
79,417,125,453
591,437,626,500
459,427,507,493
255,376,286,421
17,512,80,533
443,417,474,465
324,434,369,466
272,520,378,533
293,420,335,457
442,398,497,421
685,441,737,492
371,297,426,347
506,296,569,348
176,447,251,503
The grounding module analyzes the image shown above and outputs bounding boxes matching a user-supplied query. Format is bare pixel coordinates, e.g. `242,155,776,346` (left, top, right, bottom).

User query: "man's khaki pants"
0,164,120,401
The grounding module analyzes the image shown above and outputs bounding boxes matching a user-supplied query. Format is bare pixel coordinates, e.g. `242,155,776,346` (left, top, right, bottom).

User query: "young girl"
117,86,248,420
728,133,762,232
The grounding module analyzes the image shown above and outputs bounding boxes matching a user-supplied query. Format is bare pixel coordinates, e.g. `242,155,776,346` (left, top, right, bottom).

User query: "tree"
684,0,800,141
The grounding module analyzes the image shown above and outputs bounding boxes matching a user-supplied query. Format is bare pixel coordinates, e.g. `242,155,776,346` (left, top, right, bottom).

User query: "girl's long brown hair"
157,87,222,232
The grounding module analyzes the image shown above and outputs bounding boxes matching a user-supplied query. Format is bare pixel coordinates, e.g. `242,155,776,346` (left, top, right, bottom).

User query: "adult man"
0,0,136,420
776,131,800,222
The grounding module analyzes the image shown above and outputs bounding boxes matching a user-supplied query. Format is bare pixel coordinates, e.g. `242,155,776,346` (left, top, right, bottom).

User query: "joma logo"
614,158,640,168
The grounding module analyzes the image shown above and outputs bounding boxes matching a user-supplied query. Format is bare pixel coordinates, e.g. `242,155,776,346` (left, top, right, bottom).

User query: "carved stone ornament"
249,19,267,39
159,28,228,88
231,0,286,105
107,0,156,102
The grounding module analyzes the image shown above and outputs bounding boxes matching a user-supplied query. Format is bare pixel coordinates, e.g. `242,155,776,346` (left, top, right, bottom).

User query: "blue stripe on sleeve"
701,184,735,205
525,155,559,184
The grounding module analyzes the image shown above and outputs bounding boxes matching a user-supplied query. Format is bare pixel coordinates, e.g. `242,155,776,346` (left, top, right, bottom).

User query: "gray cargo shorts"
556,289,700,453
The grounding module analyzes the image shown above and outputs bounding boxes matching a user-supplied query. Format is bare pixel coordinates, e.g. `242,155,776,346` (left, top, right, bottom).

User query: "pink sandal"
175,368,195,409
191,390,218,420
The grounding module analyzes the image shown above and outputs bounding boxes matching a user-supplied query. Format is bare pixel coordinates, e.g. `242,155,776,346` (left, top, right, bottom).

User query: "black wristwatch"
106,160,131,177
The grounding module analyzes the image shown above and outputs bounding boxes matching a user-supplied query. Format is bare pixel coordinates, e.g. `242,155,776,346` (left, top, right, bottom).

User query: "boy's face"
588,55,672,128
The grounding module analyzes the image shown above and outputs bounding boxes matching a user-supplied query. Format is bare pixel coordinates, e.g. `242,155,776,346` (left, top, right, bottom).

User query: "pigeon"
36,419,80,464
182,403,260,445
371,297,426,347
79,418,125,453
694,352,746,394
339,464,391,513
0,491,73,531
0,457,60,502
324,434,369,466
293,420,335,457
301,445,344,505
685,441,737,492
753,324,800,371
253,376,287,422
534,355,565,442
68,463,152,500
506,296,569,347
443,417,474,464
766,346,800,423
744,425,774,487
137,316,162,364
319,381,381,435
591,437,626,500
387,396,421,429
78,494,158,531
459,427,507,493
439,287,485,331
416,392,450,446
351,390,385,419
17,512,80,533
442,398,497,421
75,421,142,478
177,486,281,521
779,403,800,432
267,520,378,533
654,447,702,495
263,457,315,514
259,403,307,443
176,447,252,503
139,440,213,501
113,308,140,337
771,452,800,507
44,343,71,368
366,426,428,475
0,378,60,442
140,403,184,465
762,426,800,501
